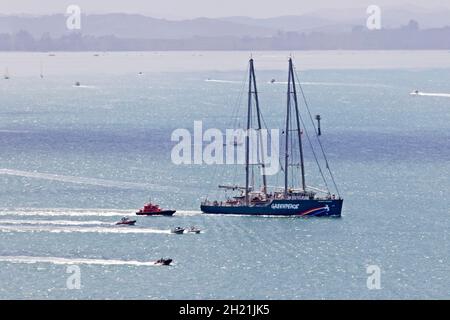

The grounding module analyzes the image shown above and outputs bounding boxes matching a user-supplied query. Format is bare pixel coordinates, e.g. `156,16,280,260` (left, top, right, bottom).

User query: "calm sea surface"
0,51,449,299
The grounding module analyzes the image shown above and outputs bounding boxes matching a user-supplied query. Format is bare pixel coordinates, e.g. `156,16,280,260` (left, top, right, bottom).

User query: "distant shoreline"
2,51,450,76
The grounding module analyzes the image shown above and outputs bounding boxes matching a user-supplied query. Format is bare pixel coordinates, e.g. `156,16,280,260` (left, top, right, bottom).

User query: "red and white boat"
136,202,176,216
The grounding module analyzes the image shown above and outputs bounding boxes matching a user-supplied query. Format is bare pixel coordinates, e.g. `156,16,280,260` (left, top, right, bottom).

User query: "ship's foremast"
245,59,267,205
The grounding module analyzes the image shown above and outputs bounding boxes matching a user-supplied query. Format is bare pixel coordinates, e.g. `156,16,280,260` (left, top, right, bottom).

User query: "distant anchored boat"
200,58,343,217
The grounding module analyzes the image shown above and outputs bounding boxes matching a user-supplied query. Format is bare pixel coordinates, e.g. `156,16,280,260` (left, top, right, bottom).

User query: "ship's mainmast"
284,58,306,197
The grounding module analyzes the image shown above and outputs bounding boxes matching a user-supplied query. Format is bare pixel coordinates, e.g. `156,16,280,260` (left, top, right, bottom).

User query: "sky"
1,0,450,18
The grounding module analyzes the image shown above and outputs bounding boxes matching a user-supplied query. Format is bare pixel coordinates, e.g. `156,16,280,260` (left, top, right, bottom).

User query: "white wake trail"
0,208,201,217
269,81,387,88
410,91,450,98
0,255,157,266
0,219,112,226
0,225,171,234
204,79,241,83
0,208,134,217
0,168,170,191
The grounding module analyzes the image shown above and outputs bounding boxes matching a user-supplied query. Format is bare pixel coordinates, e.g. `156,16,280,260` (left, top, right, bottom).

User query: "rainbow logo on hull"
298,205,330,216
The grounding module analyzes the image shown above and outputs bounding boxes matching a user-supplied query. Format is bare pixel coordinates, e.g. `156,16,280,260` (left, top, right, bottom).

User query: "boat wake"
205,79,241,83
0,208,201,217
0,208,134,217
269,81,388,88
0,168,169,191
0,225,171,234
175,210,202,216
410,91,450,98
0,219,112,226
72,85,95,88
205,79,383,87
0,255,158,266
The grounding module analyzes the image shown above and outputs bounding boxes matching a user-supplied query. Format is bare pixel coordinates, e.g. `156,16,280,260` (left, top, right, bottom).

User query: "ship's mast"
284,67,291,197
245,58,267,205
245,60,252,205
250,60,267,195
285,58,306,197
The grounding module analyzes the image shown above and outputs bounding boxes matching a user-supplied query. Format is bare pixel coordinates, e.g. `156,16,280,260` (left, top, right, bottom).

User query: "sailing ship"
4,68,10,80
200,58,343,217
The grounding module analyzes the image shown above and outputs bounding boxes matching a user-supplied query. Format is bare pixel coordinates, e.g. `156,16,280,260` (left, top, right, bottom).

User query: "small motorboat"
74,81,81,87
116,217,136,226
187,226,201,234
410,90,420,95
171,227,185,234
270,78,276,83
136,202,176,216
154,258,172,266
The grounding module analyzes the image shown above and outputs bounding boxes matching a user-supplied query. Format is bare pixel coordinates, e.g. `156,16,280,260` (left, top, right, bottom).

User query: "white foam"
0,219,111,226
0,225,171,234
0,168,169,191
0,255,157,266
410,91,450,97
269,81,387,87
73,85,95,88
0,208,201,217
175,210,202,216
205,79,241,83
0,208,134,217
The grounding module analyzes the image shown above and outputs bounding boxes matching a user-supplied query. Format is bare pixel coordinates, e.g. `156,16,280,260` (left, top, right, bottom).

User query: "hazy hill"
1,7,450,51
0,14,276,39
1,6,450,40
221,6,450,33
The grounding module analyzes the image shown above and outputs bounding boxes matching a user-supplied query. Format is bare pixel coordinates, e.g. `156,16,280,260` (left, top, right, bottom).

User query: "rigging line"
230,66,249,131
229,63,249,192
258,95,286,179
207,62,249,200
289,102,299,190
296,99,331,193
293,66,341,198
276,94,287,175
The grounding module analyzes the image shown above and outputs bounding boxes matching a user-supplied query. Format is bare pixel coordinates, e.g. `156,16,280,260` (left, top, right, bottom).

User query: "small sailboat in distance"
4,68,10,80
200,58,343,217
40,61,44,79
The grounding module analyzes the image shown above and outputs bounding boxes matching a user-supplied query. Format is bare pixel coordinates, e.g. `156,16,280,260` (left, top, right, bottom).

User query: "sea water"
0,51,449,299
